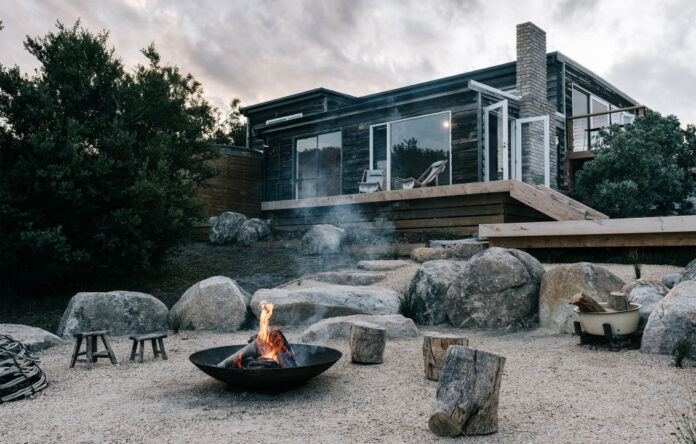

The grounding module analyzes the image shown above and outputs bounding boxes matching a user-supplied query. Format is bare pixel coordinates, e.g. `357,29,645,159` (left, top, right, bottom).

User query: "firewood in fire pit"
349,322,386,364
569,292,615,313
217,329,298,369
429,346,505,437
422,333,468,381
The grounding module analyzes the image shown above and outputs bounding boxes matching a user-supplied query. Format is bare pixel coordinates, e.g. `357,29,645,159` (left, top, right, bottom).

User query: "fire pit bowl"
189,344,342,390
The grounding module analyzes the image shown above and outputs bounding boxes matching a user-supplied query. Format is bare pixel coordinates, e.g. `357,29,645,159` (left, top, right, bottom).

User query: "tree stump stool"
429,346,506,437
69,331,117,369
349,322,386,364
422,332,469,381
129,333,168,363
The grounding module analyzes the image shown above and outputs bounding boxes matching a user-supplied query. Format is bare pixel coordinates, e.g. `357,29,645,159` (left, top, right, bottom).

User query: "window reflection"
390,112,450,189
296,131,342,199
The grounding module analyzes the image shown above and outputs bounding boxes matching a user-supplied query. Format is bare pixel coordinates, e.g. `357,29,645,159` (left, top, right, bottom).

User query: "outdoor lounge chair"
400,159,448,189
358,169,386,193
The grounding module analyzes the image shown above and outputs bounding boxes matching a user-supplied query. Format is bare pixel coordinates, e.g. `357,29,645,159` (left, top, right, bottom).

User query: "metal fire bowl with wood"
189,344,342,390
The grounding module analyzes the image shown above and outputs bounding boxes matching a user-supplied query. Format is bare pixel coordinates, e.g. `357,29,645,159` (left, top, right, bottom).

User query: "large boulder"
57,291,169,338
250,285,400,325
622,279,669,333
641,280,696,358
539,262,625,333
236,218,272,246
445,248,544,328
297,224,345,255
209,212,247,245
300,314,418,343
678,258,696,283
170,276,249,331
408,260,463,325
0,324,65,351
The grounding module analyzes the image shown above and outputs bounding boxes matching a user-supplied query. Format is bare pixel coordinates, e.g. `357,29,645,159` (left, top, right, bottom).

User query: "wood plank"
480,215,696,238
262,181,512,210
488,232,696,248
508,181,586,221
534,185,608,219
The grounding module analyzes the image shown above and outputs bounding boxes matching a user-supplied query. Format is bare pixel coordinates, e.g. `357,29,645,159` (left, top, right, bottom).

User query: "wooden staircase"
508,181,608,221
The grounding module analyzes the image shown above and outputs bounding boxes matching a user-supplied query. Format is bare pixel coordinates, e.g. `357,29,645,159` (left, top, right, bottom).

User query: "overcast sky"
1,0,695,124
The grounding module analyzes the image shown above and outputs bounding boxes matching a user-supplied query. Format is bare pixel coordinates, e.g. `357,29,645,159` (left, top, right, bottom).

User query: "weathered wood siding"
195,146,263,218
268,192,551,235
260,91,481,201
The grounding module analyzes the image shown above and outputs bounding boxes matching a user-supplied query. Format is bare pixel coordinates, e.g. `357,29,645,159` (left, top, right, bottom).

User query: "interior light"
442,121,450,128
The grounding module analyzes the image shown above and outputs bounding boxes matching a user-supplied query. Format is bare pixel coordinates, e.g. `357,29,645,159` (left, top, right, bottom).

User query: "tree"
211,98,247,145
0,21,218,288
573,110,696,218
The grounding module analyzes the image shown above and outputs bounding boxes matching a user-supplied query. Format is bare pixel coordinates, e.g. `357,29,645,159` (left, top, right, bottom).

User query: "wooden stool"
69,330,117,369
129,333,168,363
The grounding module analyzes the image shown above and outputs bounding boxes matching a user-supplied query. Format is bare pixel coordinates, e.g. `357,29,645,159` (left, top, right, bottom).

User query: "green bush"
573,110,696,218
0,22,218,288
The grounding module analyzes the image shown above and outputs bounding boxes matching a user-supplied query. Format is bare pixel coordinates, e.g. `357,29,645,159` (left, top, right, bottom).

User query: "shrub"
573,110,696,218
0,22,218,289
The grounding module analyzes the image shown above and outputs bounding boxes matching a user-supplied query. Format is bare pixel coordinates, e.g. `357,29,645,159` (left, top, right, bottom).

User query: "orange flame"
255,302,286,362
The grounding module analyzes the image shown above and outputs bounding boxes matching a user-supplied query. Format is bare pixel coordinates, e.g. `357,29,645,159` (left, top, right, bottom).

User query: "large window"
572,86,631,152
296,131,342,199
371,112,451,190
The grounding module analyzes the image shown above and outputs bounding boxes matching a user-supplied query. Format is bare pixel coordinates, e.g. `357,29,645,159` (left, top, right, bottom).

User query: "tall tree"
573,110,696,217
211,98,247,145
0,21,218,287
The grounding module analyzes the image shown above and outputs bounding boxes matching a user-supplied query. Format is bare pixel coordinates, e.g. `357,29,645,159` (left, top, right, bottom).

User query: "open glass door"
483,100,512,181
515,115,550,187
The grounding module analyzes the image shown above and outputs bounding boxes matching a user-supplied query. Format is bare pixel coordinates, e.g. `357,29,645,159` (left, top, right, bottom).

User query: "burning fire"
218,301,297,369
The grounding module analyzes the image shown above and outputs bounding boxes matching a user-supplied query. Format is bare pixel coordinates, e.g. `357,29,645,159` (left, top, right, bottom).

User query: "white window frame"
369,111,452,191
483,100,509,182
515,115,550,187
294,130,343,200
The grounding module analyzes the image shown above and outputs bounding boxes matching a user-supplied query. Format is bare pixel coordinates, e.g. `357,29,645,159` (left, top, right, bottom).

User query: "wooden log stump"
349,322,386,364
429,346,506,437
608,291,628,311
422,332,468,381
569,292,614,313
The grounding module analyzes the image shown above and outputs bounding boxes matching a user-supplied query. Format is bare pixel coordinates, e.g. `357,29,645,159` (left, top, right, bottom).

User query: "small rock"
641,280,696,359
300,314,418,343
408,260,463,325
539,262,625,334
250,285,401,325
297,224,345,255
312,270,386,286
237,218,272,246
410,247,452,263
0,324,65,351
57,291,170,338
662,273,681,289
445,248,544,328
170,276,249,331
357,260,410,271
209,212,247,245
622,279,668,333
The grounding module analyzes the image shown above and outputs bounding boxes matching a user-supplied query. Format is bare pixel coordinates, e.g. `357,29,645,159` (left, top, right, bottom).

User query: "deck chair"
358,169,386,193
400,159,448,189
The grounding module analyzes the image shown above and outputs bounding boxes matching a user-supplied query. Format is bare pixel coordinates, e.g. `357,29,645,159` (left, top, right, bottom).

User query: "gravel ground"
2,327,694,444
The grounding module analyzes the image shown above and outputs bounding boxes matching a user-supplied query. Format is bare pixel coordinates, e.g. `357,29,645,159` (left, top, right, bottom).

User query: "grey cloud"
1,0,694,125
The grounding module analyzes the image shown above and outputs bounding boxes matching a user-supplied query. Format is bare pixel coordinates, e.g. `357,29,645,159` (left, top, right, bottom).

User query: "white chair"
400,159,448,189
358,169,386,193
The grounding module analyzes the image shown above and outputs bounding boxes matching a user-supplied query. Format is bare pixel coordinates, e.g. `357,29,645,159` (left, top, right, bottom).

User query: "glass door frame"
483,99,510,182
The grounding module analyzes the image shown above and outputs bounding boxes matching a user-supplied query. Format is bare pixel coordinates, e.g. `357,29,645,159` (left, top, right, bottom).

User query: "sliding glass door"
296,131,342,199
371,112,451,190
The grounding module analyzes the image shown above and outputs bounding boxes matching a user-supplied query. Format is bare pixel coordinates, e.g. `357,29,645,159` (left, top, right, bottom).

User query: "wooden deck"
479,215,696,247
262,180,605,235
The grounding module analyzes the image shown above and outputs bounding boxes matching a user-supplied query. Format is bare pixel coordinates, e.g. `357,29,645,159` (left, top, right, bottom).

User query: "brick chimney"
516,22,555,187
